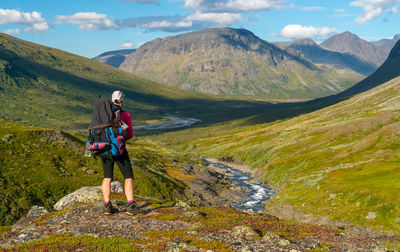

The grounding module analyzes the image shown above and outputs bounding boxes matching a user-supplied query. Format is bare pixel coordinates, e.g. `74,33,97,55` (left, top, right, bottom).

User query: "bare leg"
125,178,134,201
102,178,112,202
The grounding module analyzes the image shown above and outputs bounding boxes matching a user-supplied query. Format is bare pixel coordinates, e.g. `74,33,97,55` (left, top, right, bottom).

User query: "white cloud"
3,28,20,35
186,11,242,26
0,8,49,32
121,41,134,48
55,12,118,30
350,0,400,23
183,0,285,12
142,20,192,29
280,24,340,39
299,6,326,11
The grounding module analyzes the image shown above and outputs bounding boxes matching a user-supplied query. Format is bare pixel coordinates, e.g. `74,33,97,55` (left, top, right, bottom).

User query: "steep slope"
120,28,361,100
185,41,400,233
0,119,195,225
286,38,375,75
320,31,387,68
0,33,282,130
93,49,136,68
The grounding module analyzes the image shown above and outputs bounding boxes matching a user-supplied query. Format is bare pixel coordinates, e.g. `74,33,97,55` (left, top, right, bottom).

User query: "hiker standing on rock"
87,90,139,215
101,91,139,215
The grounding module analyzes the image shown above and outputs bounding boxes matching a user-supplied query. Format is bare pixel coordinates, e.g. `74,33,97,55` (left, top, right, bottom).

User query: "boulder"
27,205,49,218
231,225,259,237
111,181,124,193
11,206,49,232
54,181,124,211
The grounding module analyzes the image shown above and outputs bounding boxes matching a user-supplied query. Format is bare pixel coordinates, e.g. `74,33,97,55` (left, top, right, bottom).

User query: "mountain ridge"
119,27,361,99
285,38,376,75
320,31,388,68
93,49,136,68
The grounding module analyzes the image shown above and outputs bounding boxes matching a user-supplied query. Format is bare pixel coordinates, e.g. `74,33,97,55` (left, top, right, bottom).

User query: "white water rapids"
202,157,276,212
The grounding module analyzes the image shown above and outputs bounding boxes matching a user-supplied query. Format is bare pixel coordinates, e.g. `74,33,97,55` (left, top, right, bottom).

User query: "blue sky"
1,0,399,58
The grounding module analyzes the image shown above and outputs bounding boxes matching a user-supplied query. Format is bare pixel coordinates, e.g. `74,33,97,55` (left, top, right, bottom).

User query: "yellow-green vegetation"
151,206,336,240
8,234,141,251
0,119,200,226
141,228,233,251
0,225,11,234
154,75,400,233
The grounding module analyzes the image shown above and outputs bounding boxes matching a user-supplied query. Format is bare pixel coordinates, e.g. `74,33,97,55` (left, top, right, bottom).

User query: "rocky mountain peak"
138,27,275,56
291,38,317,46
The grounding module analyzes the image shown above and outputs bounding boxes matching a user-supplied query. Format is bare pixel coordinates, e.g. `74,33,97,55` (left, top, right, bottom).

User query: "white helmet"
112,91,125,103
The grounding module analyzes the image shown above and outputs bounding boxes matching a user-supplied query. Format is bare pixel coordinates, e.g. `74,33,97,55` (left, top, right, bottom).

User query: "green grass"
149,75,400,234
8,234,141,251
0,119,201,226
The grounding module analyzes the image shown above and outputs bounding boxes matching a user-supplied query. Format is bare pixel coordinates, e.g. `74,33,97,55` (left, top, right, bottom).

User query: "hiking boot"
126,201,141,215
104,202,118,215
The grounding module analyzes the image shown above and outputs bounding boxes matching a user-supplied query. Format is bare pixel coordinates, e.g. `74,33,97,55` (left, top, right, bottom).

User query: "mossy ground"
7,234,141,251
0,119,202,226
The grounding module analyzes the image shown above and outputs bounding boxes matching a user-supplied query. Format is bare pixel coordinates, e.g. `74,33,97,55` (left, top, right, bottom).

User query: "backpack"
86,98,127,158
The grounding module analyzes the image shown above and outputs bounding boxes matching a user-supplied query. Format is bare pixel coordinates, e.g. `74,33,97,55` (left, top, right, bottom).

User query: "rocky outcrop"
53,181,124,211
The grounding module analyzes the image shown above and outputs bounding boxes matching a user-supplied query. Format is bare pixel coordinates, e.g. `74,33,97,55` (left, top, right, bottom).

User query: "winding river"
202,157,276,212
133,116,201,130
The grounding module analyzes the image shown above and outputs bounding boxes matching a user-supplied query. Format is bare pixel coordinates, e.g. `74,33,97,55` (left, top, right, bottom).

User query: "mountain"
285,38,376,76
93,49,136,68
120,28,362,100
373,34,400,48
0,33,283,130
186,40,400,233
320,31,388,68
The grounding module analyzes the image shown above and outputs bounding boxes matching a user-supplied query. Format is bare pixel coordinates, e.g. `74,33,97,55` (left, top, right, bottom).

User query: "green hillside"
0,119,195,226
0,33,283,130
177,74,400,233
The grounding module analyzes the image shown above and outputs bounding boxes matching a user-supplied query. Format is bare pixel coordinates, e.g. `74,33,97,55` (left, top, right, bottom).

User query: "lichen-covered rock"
231,225,259,237
279,239,291,246
11,206,49,232
182,211,204,218
111,181,124,193
263,232,280,240
26,205,49,218
175,201,191,210
53,182,124,211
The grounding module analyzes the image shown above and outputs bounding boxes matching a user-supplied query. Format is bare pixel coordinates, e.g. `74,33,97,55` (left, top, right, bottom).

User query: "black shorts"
101,150,133,180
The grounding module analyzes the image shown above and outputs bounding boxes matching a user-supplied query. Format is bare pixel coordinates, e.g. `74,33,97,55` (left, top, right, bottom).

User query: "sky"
1,0,399,58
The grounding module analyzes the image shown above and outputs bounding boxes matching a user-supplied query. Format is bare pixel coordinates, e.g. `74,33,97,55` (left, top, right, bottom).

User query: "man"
102,90,138,215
